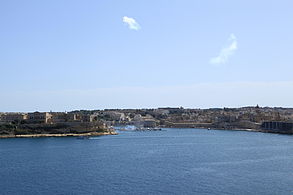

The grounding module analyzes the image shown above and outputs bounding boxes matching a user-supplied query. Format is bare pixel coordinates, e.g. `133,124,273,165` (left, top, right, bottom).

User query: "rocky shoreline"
0,131,117,139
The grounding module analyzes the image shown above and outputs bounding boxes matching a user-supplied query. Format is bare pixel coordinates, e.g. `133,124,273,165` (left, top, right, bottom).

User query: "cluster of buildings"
0,112,96,124
154,106,293,124
97,111,158,128
86,106,293,132
2,106,293,133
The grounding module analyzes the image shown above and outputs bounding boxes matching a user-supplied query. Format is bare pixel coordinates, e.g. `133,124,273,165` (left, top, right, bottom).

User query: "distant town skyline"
1,0,293,112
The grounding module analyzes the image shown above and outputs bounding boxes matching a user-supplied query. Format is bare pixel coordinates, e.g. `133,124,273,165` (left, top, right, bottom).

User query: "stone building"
102,111,126,122
51,112,68,123
0,113,28,123
262,121,293,133
132,114,158,128
67,113,82,122
28,112,52,124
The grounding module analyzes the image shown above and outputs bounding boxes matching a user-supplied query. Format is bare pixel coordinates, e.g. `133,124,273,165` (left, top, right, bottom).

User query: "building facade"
0,113,28,123
28,112,52,124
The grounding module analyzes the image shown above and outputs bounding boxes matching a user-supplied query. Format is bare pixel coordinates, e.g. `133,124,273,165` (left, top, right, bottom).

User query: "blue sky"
1,0,293,111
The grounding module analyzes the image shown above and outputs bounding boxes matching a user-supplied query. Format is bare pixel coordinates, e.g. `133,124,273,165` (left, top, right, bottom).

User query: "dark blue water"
0,128,292,195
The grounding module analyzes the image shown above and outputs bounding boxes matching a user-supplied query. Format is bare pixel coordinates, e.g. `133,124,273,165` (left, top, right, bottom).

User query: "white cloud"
122,16,141,30
210,34,238,65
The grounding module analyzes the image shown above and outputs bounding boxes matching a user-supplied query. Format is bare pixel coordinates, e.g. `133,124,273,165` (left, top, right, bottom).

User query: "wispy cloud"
122,16,141,30
210,34,238,65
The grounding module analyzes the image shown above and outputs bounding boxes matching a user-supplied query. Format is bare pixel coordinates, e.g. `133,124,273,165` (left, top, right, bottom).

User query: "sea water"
0,128,292,194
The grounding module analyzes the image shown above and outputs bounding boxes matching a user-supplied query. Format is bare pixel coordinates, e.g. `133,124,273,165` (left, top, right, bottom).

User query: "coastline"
0,131,117,139
1,127,292,138
169,126,293,135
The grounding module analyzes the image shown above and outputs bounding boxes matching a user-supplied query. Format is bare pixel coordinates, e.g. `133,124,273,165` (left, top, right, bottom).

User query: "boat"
135,127,162,131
